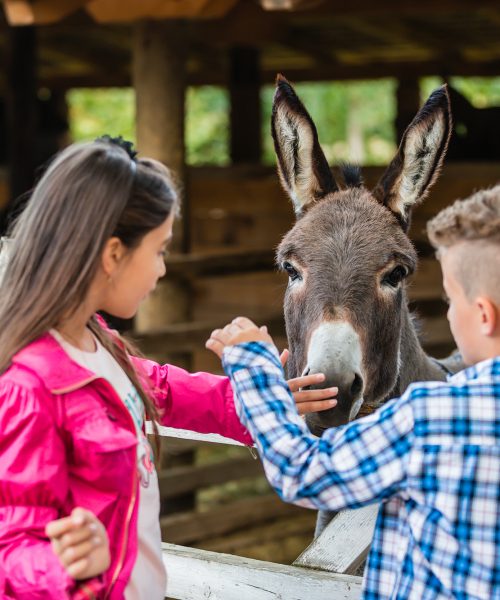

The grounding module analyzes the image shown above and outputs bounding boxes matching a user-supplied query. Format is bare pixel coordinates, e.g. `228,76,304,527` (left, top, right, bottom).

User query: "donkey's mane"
338,164,363,189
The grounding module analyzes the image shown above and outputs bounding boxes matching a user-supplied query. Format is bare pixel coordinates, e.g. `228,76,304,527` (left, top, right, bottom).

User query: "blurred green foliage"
68,77,500,167
261,79,397,165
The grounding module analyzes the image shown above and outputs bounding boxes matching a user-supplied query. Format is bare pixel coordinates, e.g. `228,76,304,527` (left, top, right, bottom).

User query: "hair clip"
95,134,138,161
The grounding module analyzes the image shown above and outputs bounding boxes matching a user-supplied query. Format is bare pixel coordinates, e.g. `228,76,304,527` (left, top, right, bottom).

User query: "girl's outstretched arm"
133,354,337,445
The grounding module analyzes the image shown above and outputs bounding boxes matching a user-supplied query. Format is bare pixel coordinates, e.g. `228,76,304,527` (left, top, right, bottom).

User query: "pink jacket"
0,329,252,599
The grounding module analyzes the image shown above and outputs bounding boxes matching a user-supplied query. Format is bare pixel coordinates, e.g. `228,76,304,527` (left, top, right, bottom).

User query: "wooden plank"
162,543,363,600
197,512,316,556
148,424,252,448
294,504,378,574
158,456,263,499
165,248,275,278
161,494,306,545
133,313,285,355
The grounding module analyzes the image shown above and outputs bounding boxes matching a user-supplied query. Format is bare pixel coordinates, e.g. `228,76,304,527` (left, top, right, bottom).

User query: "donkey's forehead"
278,189,415,262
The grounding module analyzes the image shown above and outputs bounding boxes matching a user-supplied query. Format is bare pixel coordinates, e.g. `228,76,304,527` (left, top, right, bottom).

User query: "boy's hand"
45,507,110,580
206,318,338,415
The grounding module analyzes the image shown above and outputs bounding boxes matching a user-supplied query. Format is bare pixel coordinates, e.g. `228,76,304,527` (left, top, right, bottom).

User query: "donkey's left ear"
373,85,452,230
272,74,337,218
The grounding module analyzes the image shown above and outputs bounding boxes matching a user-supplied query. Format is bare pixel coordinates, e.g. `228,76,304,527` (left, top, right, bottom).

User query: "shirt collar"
447,355,500,385
11,332,97,393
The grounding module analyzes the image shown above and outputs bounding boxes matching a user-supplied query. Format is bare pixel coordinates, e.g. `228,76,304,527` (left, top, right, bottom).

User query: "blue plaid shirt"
223,342,500,600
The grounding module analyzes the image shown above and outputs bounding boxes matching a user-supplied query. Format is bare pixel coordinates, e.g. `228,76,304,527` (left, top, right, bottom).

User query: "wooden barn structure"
1,0,500,597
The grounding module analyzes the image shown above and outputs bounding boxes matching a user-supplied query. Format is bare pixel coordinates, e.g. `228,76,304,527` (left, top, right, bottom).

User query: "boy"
206,186,500,600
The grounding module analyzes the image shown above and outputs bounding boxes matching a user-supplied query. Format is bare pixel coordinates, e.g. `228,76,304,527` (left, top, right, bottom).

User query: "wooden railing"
153,425,366,599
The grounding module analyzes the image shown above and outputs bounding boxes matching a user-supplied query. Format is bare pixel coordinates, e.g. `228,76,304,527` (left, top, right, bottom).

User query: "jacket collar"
11,332,98,394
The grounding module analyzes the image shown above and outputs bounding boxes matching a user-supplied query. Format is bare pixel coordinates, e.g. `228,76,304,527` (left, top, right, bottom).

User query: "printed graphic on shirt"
124,389,155,488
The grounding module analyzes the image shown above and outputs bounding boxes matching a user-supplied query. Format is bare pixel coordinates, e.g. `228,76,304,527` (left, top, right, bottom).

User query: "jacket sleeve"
0,379,103,600
132,357,253,446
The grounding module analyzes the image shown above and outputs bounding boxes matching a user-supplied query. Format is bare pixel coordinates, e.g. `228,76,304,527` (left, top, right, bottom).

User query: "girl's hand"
206,316,274,358
45,507,110,580
280,349,338,415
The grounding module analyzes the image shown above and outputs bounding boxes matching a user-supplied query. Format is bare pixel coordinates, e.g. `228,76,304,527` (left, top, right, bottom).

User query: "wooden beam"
86,0,239,23
30,57,500,91
260,0,323,10
161,543,363,600
4,0,86,25
5,25,37,214
229,46,262,164
396,77,421,143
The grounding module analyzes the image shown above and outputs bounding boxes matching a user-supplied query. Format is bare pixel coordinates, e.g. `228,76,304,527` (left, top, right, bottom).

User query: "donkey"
272,75,464,535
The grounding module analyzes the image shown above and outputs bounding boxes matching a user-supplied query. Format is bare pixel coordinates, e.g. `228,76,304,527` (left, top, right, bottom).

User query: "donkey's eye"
282,261,301,282
382,265,408,288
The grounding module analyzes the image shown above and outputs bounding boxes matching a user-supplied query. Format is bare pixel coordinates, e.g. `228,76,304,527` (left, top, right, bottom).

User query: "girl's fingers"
45,515,78,539
293,387,338,404
205,338,224,358
232,316,257,329
287,373,326,392
280,349,289,368
60,537,101,568
296,397,337,416
58,522,97,552
66,557,90,579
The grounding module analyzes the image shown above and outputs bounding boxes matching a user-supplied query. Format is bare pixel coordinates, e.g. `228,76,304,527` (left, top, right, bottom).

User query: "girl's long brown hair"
0,140,178,449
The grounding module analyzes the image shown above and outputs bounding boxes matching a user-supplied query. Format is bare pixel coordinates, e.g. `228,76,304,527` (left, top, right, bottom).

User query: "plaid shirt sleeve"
223,341,415,511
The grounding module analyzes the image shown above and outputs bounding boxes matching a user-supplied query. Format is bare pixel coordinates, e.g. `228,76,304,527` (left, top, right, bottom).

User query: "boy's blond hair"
427,185,500,301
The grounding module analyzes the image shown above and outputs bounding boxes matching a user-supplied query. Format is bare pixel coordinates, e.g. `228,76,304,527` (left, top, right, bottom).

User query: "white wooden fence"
154,425,377,600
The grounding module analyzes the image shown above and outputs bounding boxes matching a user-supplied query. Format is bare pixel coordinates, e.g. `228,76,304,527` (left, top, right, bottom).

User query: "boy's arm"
222,340,415,511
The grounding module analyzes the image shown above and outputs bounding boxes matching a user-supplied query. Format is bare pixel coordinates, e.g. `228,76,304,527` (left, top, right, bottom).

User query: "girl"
0,138,337,600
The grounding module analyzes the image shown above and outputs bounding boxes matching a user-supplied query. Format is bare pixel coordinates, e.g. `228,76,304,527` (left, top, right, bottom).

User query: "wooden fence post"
133,19,195,513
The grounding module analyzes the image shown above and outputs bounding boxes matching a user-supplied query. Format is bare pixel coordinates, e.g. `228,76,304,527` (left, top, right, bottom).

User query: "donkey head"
273,75,451,434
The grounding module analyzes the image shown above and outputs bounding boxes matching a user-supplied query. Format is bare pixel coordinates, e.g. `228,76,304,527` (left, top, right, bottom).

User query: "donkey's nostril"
302,367,310,377
350,374,363,398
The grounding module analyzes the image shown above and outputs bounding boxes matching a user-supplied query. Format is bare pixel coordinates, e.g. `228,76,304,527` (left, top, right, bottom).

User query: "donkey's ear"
272,74,337,218
373,85,452,230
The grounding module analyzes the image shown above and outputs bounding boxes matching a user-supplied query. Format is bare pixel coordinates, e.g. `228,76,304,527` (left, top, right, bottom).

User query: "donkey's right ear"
373,85,452,231
272,75,337,218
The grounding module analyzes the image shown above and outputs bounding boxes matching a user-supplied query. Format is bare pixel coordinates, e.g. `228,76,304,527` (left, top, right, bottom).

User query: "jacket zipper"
106,458,138,598
97,378,140,599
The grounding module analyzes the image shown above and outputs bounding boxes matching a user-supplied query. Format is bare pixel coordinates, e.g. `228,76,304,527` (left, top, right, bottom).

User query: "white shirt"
51,329,166,600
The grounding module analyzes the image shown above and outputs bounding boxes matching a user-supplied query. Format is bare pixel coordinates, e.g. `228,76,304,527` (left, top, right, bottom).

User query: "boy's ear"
102,237,127,277
476,296,498,336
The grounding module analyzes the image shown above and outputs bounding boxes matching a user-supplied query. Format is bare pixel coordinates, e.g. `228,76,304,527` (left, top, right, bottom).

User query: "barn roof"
1,0,500,88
